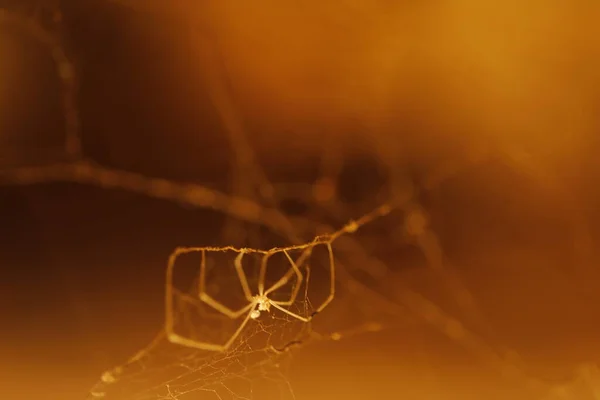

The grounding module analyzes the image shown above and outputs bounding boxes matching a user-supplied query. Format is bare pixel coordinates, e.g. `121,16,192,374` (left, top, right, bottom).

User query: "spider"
166,243,335,352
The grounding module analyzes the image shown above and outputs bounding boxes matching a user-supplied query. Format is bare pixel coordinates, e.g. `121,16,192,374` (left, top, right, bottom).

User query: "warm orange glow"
1,2,600,400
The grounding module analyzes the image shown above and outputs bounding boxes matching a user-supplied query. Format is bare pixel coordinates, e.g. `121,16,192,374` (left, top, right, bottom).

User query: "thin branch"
0,159,299,241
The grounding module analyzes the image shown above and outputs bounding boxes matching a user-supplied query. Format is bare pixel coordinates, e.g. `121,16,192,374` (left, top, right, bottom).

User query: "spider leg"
312,242,336,315
168,303,257,352
234,251,254,302
257,252,273,296
199,293,254,319
270,302,311,323
264,249,305,305
197,250,254,318
222,302,258,350
293,243,335,314
270,266,311,313
165,247,258,352
271,243,334,317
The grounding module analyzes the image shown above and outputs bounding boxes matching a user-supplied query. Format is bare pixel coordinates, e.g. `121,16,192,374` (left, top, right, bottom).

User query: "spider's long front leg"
269,302,311,323
313,243,336,315
198,293,255,319
221,303,259,351
197,250,254,318
269,265,314,323
165,247,260,352
271,243,333,320
168,303,258,352
264,249,307,306
257,252,273,296
234,251,254,302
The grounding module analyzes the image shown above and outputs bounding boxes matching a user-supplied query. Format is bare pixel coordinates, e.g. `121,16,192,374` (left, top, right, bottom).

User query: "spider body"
254,295,271,314
249,295,272,320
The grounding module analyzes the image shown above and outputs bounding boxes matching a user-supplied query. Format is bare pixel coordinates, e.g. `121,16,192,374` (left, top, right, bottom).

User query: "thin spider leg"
199,293,254,319
270,302,310,323
264,267,295,296
168,331,228,352
264,249,304,305
263,267,297,301
271,259,313,318
257,252,273,296
222,303,257,350
264,247,311,298
168,304,257,352
197,250,253,318
314,242,335,314
234,251,254,302
198,249,208,296
272,244,334,318
174,288,232,322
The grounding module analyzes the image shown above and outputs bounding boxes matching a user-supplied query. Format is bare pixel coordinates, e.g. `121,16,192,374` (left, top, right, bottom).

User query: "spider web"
86,206,393,400
1,2,600,400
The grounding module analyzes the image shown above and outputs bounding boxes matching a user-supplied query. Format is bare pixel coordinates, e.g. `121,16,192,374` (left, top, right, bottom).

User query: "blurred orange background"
1,1,600,399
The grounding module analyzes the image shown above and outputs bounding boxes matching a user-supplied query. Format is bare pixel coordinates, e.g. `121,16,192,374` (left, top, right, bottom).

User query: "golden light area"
192,1,600,168
1,2,600,400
